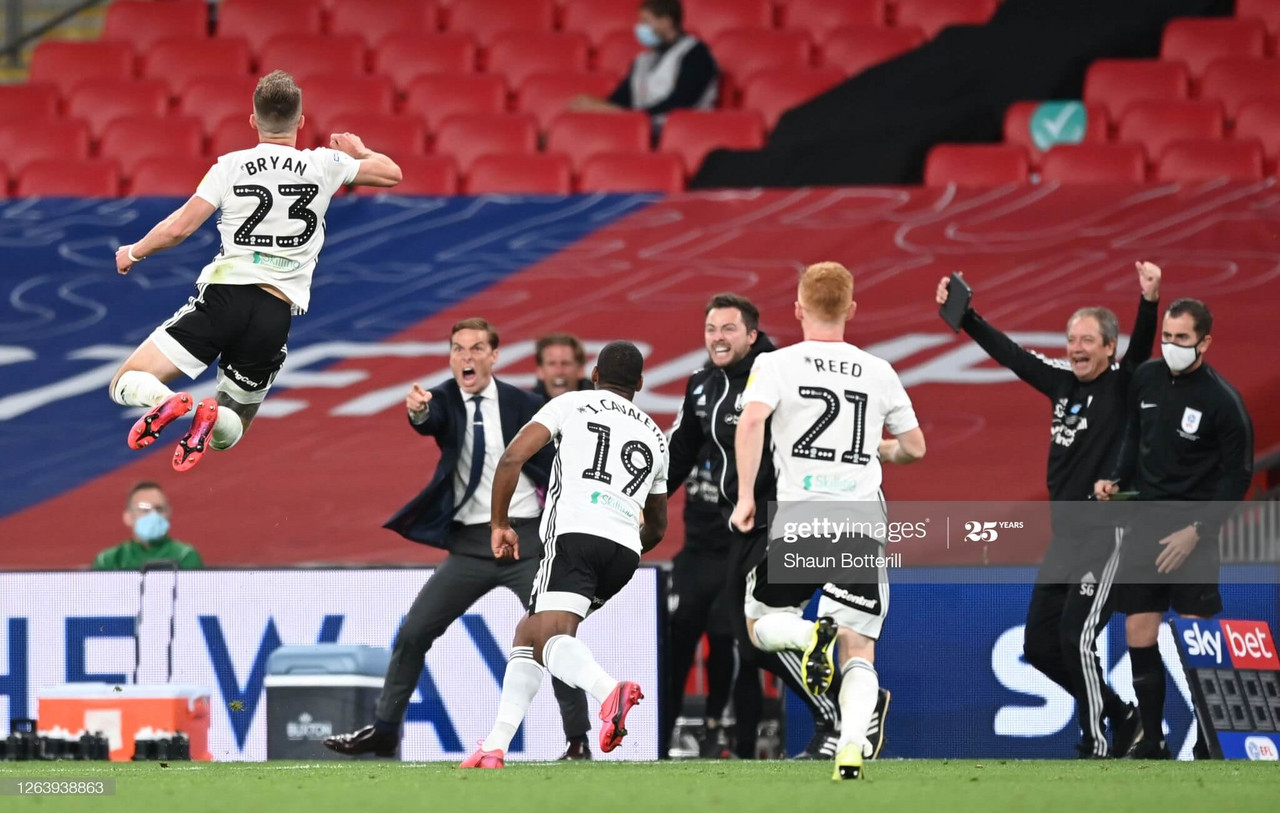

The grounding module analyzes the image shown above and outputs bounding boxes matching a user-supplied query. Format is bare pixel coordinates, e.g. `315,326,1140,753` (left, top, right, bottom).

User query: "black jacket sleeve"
410,385,451,438
1205,383,1255,530
666,374,706,495
1107,367,1144,486
642,42,718,116
608,65,634,107
1119,297,1159,375
961,309,1072,398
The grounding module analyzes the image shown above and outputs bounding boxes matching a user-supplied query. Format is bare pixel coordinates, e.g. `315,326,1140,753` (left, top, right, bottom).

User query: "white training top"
532,389,669,554
743,340,919,503
194,142,359,313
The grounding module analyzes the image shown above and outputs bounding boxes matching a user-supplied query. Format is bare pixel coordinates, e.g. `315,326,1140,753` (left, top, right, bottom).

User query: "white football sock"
112,370,174,408
543,634,617,704
751,614,813,653
210,407,244,451
837,657,879,756
480,646,543,753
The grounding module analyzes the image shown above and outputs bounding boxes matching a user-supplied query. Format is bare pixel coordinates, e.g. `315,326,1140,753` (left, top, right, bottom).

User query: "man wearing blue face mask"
1096,298,1254,759
92,482,203,570
568,0,718,131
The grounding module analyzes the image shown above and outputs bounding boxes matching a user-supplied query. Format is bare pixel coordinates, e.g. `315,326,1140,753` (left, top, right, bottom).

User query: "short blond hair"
798,262,853,322
254,70,302,134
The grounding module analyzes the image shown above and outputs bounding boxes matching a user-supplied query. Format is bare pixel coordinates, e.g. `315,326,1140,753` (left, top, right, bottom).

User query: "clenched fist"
1136,261,1162,302
330,132,371,159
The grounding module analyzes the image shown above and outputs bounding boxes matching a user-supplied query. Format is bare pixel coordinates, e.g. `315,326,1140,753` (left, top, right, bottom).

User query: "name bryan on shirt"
243,155,308,176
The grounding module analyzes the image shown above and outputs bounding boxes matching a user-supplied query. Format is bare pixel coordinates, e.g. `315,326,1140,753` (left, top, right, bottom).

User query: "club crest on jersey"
734,392,743,412
1181,407,1203,434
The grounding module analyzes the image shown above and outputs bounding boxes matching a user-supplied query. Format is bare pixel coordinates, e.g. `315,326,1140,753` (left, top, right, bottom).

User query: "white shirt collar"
467,377,499,403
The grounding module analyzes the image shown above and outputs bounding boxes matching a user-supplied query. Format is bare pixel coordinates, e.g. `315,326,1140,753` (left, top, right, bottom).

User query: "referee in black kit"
1095,298,1254,759
937,262,1161,758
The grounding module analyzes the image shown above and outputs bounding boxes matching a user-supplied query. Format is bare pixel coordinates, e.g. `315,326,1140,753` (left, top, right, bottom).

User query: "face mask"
134,511,170,543
635,22,661,48
1162,341,1199,373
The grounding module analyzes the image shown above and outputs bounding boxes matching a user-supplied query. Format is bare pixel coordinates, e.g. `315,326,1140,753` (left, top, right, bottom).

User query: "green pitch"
2,760,1277,813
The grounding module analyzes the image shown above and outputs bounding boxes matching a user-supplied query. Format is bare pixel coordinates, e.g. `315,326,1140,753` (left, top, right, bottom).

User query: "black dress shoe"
323,725,398,758
558,737,592,761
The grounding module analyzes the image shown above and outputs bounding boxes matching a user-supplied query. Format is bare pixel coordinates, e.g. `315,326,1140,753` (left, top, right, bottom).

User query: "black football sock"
1130,645,1166,742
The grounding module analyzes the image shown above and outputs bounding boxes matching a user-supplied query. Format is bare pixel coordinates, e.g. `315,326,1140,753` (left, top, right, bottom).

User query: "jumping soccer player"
108,70,401,470
730,262,925,780
463,341,669,769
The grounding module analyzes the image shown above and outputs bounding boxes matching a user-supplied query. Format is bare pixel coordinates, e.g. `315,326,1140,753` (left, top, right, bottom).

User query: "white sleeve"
741,354,781,410
318,147,360,192
530,396,567,439
193,159,229,206
881,365,920,436
649,447,669,495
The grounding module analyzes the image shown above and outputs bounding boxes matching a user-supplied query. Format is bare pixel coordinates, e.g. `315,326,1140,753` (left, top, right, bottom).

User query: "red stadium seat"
595,30,644,76
0,83,59,125
1002,102,1108,164
892,0,997,38
516,72,618,128
465,152,572,194
329,0,438,47
1156,139,1265,182
218,0,323,56
296,75,396,134
659,110,765,174
923,144,1029,187
103,0,207,52
146,37,252,90
208,116,260,156
404,74,509,131
322,113,428,156
0,120,91,175
1117,100,1224,162
446,0,555,44
546,112,651,171
1039,144,1147,184
258,35,367,80
357,155,459,195
1200,57,1280,120
66,79,171,140
1233,99,1280,164
578,152,684,193
434,113,538,172
100,116,205,177
17,159,120,197
28,41,135,94
1083,59,1190,120
0,163,8,200
561,0,637,45
179,77,260,133
713,29,814,104
1161,18,1267,78
741,68,845,130
373,34,477,90
486,32,591,87
779,0,886,40
130,155,214,196
1236,0,1280,36
683,0,772,42
819,24,925,76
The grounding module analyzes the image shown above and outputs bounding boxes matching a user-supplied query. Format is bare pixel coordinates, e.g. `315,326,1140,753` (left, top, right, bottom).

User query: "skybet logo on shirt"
1176,619,1279,669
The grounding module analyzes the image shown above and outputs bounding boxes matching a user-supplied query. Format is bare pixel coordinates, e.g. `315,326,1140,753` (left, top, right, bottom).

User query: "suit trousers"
375,518,592,739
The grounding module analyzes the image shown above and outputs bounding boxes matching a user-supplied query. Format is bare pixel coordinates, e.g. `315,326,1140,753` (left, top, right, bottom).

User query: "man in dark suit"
324,317,593,760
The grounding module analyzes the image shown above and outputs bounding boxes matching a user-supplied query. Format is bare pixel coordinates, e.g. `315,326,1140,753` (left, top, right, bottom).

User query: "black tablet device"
939,271,973,332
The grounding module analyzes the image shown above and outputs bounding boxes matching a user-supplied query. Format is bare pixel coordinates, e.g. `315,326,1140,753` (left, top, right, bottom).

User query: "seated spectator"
532,333,592,400
93,481,203,570
570,0,718,130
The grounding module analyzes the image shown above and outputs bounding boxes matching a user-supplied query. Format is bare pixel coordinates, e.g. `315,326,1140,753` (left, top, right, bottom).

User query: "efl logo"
1244,736,1279,761
1222,620,1280,670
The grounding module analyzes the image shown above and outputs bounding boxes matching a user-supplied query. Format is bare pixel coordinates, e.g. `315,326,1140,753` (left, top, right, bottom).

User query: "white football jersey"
743,341,918,503
194,143,359,313
533,389,669,554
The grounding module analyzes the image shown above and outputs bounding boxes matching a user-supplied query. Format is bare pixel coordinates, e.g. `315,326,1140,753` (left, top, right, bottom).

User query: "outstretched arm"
491,421,553,559
331,132,402,188
115,196,217,274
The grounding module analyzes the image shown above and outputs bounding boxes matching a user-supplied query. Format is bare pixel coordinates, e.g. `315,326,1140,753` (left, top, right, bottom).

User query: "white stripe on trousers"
158,284,207,332
1079,527,1123,757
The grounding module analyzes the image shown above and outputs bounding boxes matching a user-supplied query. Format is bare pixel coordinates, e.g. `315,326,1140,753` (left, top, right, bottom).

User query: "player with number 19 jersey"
195,142,359,314
743,340,918,503
532,389,669,555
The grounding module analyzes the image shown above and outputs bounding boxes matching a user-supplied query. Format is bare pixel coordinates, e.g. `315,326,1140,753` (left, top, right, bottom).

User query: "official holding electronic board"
1094,298,1254,759
937,263,1161,758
